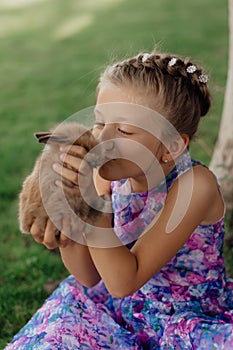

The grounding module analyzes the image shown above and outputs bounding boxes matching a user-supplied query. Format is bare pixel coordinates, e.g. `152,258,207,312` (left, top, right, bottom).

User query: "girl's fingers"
55,179,81,196
30,217,75,249
53,163,79,186
61,153,93,178
60,153,83,173
43,220,59,250
60,145,87,158
52,144,93,189
30,222,44,243
54,164,98,208
57,232,72,248
53,159,92,188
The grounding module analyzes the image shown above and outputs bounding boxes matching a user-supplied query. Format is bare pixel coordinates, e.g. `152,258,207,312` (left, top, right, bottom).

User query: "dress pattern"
5,153,233,349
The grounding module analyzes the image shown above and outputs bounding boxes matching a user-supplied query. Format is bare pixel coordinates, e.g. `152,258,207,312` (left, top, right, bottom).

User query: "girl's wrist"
84,210,112,229
93,213,112,228
82,214,120,249
86,194,112,226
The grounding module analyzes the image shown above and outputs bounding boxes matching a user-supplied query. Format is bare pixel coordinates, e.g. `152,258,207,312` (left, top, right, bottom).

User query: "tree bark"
210,0,233,219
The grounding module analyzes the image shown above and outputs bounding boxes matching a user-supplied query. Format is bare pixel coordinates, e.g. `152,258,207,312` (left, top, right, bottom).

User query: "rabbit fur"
19,122,110,239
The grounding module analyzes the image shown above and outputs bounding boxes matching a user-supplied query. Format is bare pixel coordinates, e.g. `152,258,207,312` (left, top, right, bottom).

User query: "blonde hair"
99,50,211,140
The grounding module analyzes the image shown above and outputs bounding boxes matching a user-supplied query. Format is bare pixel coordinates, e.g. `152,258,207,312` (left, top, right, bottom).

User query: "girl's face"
94,84,169,192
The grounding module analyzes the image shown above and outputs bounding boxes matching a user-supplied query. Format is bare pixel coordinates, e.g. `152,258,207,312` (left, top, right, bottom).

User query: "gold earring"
163,159,168,164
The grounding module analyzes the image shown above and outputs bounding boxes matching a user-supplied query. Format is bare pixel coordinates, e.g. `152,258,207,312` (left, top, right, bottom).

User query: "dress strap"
165,152,205,192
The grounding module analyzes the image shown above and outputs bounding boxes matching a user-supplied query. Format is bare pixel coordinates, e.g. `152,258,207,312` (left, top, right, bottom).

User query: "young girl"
6,50,233,349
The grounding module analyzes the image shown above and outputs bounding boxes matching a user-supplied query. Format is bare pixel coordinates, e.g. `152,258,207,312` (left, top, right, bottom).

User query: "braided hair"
99,51,211,140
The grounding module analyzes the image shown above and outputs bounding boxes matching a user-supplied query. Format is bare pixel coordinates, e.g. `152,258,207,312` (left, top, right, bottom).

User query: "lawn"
0,0,229,347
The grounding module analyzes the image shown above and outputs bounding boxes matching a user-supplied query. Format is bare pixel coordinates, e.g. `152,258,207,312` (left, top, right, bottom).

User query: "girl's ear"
162,134,190,162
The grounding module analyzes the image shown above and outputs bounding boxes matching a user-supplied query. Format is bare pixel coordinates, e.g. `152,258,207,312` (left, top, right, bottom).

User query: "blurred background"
0,0,229,346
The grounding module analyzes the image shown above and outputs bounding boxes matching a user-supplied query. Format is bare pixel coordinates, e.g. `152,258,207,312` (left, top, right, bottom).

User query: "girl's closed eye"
117,128,133,136
117,124,136,136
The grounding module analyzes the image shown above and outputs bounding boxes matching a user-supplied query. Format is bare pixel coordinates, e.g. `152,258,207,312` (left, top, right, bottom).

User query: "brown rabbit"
19,122,111,240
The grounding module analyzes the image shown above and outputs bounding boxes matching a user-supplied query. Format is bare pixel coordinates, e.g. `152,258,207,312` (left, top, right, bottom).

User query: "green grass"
0,0,229,347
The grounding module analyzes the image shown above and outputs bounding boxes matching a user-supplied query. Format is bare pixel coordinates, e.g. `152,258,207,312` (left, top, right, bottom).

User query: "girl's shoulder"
175,161,225,226
181,159,220,196
169,155,217,191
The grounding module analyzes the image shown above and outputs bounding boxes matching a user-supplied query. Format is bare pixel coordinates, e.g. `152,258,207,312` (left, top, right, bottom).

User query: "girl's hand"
52,143,114,236
30,218,75,250
53,144,97,196
53,144,87,189
53,144,100,217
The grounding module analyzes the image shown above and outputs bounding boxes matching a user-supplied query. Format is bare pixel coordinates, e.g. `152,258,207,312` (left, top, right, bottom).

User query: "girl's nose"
104,140,115,151
98,123,115,142
98,125,118,158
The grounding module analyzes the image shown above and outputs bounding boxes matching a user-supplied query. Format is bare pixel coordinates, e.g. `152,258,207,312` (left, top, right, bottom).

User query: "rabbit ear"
34,132,70,144
34,132,52,144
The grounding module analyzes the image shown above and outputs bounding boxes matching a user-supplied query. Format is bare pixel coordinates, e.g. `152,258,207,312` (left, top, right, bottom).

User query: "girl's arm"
29,166,111,288
54,145,224,296
58,169,112,287
84,165,224,297
30,219,101,287
59,242,101,287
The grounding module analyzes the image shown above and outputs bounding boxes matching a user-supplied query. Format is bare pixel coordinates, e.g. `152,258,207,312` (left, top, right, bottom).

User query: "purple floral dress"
5,153,233,349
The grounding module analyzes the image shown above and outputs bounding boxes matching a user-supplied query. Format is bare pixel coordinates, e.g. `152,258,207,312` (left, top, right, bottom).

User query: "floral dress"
5,153,233,349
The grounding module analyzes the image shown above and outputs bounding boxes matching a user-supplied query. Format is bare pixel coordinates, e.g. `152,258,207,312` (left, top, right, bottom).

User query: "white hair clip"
141,53,150,63
198,74,208,84
168,58,177,67
186,65,197,74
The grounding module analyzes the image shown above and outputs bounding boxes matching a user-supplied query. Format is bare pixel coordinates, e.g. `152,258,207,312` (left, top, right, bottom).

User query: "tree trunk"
210,0,233,223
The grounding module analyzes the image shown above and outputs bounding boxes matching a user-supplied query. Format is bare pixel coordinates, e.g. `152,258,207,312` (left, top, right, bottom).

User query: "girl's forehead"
95,85,181,141
94,102,172,135
95,103,151,125
95,84,164,129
